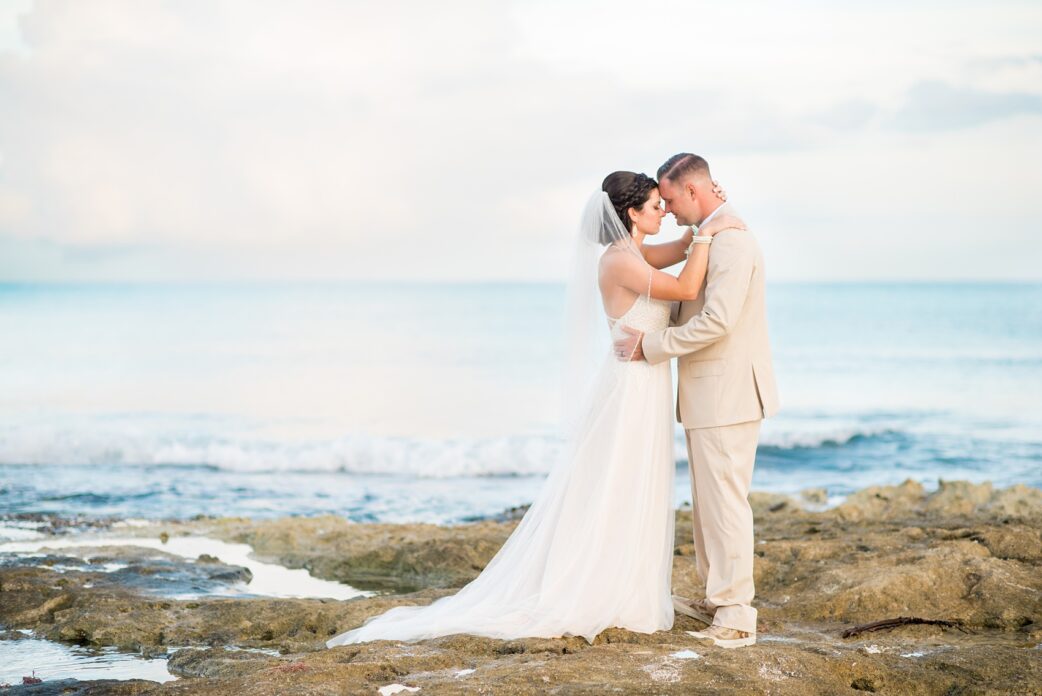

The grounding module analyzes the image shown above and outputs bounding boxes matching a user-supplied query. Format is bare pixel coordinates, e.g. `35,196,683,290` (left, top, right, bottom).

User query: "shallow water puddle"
0,534,365,600
0,635,176,684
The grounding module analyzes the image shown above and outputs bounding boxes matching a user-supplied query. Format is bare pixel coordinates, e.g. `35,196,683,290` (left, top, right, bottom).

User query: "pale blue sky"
1,0,1040,282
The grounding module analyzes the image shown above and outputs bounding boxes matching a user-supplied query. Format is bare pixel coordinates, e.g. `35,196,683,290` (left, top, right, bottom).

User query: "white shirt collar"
699,202,727,228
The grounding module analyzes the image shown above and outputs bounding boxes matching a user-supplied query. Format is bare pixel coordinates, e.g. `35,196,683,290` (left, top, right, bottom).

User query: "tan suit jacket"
642,204,780,429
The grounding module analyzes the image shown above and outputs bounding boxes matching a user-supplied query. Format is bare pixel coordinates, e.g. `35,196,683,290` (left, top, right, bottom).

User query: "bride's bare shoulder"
599,247,627,273
598,248,644,288
599,246,640,269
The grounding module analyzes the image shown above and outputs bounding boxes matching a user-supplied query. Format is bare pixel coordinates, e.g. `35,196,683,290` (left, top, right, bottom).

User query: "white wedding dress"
326,290,677,646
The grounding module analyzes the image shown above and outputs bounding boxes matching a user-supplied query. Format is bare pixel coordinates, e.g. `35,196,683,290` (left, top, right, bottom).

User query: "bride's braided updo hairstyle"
600,171,657,244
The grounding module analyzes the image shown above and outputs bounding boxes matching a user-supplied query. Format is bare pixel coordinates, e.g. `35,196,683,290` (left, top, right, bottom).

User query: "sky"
0,0,1040,283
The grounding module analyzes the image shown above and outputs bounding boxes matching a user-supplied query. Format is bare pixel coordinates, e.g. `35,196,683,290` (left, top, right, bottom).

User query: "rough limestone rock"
1,480,1040,693
204,515,514,592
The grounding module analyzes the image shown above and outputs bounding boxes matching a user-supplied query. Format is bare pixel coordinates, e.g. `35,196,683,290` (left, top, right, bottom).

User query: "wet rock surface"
0,678,157,695
0,546,253,598
0,479,1040,694
0,513,121,538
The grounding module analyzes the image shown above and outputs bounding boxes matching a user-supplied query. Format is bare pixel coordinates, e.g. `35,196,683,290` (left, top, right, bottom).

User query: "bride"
326,172,742,646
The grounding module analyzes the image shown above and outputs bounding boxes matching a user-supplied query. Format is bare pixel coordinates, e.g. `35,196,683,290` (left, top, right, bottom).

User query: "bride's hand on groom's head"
613,326,645,362
712,180,727,202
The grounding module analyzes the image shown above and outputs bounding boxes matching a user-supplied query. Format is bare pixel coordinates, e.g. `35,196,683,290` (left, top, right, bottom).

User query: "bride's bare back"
598,247,648,320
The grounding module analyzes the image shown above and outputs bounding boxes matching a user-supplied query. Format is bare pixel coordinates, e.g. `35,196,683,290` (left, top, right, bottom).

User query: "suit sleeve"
642,233,754,365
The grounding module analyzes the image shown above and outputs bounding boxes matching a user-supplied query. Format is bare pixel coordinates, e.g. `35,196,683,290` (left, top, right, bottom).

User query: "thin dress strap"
645,265,653,304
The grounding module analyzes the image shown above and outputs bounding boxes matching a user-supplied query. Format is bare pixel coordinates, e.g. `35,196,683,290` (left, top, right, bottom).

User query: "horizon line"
2,278,1041,287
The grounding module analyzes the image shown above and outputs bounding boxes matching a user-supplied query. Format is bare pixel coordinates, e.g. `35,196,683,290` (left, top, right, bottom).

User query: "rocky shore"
2,479,1041,694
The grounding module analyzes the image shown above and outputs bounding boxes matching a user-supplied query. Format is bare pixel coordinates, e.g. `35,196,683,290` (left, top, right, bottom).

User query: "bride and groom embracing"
326,152,780,650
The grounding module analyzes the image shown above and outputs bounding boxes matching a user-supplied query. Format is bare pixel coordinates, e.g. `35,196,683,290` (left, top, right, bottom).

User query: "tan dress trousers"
684,418,761,634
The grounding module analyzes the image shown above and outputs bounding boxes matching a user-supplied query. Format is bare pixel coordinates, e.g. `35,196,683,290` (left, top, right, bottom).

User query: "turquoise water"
1,282,1040,524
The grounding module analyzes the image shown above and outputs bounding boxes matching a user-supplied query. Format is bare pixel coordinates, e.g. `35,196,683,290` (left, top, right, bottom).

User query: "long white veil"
326,187,676,646
561,190,644,434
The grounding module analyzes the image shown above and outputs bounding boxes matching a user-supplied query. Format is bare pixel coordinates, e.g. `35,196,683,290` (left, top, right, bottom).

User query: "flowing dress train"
326,293,676,645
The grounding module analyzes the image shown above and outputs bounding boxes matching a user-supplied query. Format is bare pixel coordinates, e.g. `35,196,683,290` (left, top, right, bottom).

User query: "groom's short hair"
657,153,710,183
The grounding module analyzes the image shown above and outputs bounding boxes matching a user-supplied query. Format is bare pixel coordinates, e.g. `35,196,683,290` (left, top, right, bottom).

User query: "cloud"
0,1,1040,282
812,100,878,131
892,81,1042,132
0,3,818,251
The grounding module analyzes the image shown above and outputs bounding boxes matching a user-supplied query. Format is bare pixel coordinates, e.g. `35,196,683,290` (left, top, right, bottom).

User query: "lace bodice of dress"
608,294,671,336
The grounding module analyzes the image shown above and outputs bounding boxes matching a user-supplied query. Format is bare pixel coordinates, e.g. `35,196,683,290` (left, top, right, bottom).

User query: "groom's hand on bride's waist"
614,326,645,362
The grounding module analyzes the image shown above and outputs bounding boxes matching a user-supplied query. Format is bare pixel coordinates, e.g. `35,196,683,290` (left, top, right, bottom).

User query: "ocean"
1,281,1040,526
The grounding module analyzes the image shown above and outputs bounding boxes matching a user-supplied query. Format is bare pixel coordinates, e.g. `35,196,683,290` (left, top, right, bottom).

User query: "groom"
614,153,779,649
